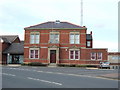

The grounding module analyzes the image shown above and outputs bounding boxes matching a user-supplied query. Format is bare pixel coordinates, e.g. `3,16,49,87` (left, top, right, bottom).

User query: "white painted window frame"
70,32,80,44
29,48,39,59
97,52,102,60
49,32,59,44
30,32,40,44
69,49,80,60
87,41,91,47
91,52,96,60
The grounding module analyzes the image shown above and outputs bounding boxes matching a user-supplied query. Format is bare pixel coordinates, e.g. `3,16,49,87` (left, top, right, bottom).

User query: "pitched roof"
3,41,24,54
25,21,86,29
0,35,18,43
86,34,92,40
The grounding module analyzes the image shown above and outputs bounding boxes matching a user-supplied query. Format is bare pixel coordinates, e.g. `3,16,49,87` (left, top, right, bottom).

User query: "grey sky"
0,0,118,52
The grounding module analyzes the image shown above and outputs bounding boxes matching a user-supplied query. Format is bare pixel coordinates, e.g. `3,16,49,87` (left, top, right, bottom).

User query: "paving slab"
99,73,119,80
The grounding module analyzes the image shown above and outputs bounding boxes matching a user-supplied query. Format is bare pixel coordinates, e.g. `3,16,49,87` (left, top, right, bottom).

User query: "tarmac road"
1,66,119,88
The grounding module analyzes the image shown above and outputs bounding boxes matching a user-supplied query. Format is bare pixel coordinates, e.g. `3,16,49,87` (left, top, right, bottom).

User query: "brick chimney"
90,31,92,35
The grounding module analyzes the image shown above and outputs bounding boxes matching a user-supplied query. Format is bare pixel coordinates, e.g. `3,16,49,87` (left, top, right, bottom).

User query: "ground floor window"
7,55,23,64
91,52,96,60
69,50,80,60
91,52,103,60
29,48,39,59
97,52,102,60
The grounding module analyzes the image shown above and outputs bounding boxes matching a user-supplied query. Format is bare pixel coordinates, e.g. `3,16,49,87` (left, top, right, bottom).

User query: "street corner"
99,73,119,80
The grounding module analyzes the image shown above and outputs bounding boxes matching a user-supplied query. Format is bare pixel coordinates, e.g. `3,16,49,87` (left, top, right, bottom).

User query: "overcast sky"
0,0,119,52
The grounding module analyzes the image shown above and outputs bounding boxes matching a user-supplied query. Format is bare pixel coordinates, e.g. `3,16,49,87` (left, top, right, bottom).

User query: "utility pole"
81,0,83,26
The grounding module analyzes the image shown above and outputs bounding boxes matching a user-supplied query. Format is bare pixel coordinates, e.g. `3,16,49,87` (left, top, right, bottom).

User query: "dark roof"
86,34,92,40
3,41,24,54
25,21,85,29
0,35,18,43
108,52,120,55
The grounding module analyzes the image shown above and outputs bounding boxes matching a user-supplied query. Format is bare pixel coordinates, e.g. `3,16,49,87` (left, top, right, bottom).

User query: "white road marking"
32,67,37,68
56,73,64,75
37,71,43,72
45,71,53,73
27,77,62,86
2,73,16,77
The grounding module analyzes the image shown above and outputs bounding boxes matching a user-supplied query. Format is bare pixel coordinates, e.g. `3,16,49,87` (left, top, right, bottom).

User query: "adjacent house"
108,52,120,69
0,35,24,64
24,20,108,66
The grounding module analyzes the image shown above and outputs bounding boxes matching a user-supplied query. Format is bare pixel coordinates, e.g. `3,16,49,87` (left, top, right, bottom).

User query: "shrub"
57,64,97,68
75,65,88,67
76,65,97,68
21,62,48,66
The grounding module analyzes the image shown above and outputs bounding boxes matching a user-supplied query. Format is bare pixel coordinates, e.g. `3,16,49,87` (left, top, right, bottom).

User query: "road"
1,66,119,88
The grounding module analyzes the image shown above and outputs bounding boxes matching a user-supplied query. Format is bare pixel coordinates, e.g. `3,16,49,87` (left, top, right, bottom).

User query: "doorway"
12,55,19,64
50,50,56,63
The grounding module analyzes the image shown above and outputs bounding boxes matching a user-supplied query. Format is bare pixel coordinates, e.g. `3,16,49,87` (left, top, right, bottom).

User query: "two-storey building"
24,20,108,66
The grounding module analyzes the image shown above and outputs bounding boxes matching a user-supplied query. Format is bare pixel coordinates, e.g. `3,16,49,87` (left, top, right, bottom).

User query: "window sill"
91,59,102,61
29,58,39,59
69,59,80,60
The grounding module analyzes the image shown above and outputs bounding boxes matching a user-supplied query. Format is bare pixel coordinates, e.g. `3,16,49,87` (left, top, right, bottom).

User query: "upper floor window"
87,41,91,47
49,33,59,43
70,33,80,44
69,50,80,60
30,32,40,44
29,48,39,59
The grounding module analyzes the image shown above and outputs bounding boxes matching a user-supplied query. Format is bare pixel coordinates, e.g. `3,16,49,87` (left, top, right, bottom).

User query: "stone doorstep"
48,63,57,67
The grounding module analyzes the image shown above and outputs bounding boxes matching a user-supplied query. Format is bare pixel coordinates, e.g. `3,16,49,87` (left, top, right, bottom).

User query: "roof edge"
24,28,87,30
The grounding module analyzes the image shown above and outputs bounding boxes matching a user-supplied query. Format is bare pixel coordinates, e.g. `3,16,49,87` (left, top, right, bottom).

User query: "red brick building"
24,20,108,66
0,35,24,64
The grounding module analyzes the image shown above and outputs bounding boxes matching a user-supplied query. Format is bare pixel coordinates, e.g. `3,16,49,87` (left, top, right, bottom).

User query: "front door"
12,55,19,64
50,50,56,63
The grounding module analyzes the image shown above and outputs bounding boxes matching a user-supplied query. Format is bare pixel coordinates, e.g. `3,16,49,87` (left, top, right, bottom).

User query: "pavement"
99,73,119,80
86,67,119,80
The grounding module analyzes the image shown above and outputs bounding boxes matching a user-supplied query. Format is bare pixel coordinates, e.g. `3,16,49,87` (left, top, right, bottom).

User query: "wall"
24,29,87,63
24,29,87,45
24,29,107,65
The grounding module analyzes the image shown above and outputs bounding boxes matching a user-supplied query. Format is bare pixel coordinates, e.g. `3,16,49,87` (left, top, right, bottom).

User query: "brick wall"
24,28,107,65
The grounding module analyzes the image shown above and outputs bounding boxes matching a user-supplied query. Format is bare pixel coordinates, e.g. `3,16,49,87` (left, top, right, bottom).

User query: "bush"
57,64,76,67
21,62,48,66
75,65,88,67
76,65,97,68
57,64,97,68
